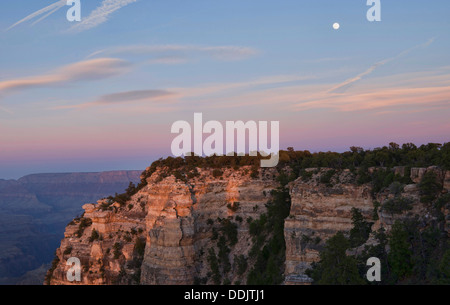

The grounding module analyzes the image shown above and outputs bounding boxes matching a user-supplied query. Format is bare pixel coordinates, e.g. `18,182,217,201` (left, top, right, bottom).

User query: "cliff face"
48,167,279,285
284,169,373,284
47,165,450,285
284,166,450,284
0,170,141,285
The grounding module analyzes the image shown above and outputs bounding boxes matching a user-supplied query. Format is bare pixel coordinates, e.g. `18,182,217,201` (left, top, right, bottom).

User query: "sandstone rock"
369,167,387,174
47,164,449,286
284,169,372,284
82,204,96,213
48,166,279,285
393,166,406,177
404,184,418,192
444,171,450,191
410,168,427,183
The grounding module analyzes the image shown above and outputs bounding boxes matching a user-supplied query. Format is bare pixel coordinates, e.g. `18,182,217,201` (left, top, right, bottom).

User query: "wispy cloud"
328,38,436,93
87,44,259,62
165,67,450,115
293,84,450,112
175,74,315,100
69,0,138,32
6,0,66,31
54,89,176,110
71,89,174,108
0,58,130,94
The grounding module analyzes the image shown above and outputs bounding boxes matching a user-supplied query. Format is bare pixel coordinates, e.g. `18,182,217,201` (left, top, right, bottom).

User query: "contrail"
31,6,62,26
6,0,66,31
69,0,138,32
328,37,436,94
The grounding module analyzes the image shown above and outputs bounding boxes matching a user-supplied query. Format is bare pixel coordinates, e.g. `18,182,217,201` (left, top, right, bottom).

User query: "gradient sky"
1,0,449,179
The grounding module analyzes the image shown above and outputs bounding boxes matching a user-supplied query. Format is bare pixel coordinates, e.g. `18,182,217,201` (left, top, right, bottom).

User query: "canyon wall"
48,167,279,285
47,165,450,285
0,170,141,285
284,166,450,284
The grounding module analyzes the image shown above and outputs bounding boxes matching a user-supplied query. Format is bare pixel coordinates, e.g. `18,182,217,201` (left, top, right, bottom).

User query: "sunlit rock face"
47,166,450,285
48,167,278,285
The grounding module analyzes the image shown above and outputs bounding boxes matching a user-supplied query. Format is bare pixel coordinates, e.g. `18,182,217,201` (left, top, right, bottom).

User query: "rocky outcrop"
284,169,373,284
0,170,141,285
444,171,450,192
47,165,450,285
47,167,279,285
411,166,448,188
283,166,449,285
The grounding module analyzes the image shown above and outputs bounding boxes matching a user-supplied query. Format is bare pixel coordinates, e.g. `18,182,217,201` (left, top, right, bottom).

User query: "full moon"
333,22,340,30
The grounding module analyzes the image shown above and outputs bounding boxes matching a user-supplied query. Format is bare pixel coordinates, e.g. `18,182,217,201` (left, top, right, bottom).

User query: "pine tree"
307,232,365,285
388,221,413,281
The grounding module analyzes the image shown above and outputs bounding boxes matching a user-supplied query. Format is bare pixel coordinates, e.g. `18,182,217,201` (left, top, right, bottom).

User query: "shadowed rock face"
284,169,373,284
284,167,450,285
0,170,141,285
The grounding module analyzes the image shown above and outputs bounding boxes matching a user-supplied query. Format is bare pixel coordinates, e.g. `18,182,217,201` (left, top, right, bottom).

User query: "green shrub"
306,232,365,285
320,170,336,186
221,219,238,246
88,229,100,242
207,248,221,285
419,171,442,203
300,170,313,181
63,246,72,255
381,197,413,215
75,218,92,238
113,242,123,259
134,237,146,257
372,201,381,221
349,208,372,248
212,169,223,178
234,255,248,276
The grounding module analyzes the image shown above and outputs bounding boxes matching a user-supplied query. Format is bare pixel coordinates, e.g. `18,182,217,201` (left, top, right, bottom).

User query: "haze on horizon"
1,0,449,179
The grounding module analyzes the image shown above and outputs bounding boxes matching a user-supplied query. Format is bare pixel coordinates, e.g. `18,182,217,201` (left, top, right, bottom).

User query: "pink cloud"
0,58,130,94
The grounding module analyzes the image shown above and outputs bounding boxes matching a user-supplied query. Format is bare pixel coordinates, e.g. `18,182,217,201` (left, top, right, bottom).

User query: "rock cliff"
47,166,279,285
284,166,450,284
47,165,450,285
0,170,141,285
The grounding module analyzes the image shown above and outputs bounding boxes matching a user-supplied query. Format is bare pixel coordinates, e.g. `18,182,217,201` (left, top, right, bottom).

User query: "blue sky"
1,0,449,179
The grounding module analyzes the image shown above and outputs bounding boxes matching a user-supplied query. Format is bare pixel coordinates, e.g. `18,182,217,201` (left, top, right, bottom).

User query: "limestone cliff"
47,166,279,285
284,166,450,284
47,164,450,285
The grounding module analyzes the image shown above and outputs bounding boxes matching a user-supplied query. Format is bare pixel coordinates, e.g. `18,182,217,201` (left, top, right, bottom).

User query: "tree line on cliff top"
108,142,449,206
144,142,449,176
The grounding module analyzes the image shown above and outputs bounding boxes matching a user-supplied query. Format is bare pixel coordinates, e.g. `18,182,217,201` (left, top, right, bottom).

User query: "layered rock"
47,165,450,285
284,167,449,285
284,169,373,284
0,170,141,285
47,167,279,285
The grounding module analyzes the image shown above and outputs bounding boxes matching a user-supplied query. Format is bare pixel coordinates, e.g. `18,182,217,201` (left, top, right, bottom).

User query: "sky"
0,0,449,179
